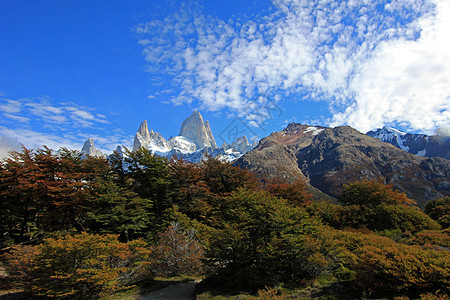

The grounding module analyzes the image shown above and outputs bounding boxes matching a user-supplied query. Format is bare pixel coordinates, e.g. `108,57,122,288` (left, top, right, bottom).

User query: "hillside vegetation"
1,147,449,299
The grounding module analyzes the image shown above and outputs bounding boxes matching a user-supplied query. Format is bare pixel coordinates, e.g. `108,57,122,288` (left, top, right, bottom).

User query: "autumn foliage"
151,222,204,277
1,147,449,298
329,229,449,296
2,232,151,298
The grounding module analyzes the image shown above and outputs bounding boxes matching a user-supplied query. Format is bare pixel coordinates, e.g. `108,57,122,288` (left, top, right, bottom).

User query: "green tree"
339,180,440,233
85,179,154,242
425,197,450,229
205,188,325,290
124,147,173,236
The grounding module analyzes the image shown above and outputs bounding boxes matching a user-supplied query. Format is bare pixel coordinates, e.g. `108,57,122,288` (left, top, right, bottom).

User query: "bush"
329,230,450,296
338,180,440,233
151,222,204,277
425,197,450,229
2,232,151,298
406,230,450,249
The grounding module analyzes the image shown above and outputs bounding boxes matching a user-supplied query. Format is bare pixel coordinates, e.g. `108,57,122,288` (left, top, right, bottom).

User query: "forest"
0,146,449,299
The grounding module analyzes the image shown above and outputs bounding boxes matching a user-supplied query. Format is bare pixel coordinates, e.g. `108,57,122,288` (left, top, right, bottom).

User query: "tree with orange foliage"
341,179,415,207
264,177,312,206
2,232,151,298
169,159,213,220
338,179,440,233
169,157,259,224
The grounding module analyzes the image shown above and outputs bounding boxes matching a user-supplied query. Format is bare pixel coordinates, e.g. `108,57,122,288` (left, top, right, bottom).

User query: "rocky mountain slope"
367,127,450,160
234,123,450,207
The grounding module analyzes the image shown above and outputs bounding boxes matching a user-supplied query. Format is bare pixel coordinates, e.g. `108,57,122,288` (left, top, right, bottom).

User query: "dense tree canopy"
1,147,449,299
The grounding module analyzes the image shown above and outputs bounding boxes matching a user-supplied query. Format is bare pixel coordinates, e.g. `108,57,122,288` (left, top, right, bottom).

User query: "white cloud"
3,113,29,123
0,97,123,153
0,99,22,114
0,126,81,152
332,0,450,133
137,0,448,133
0,135,22,159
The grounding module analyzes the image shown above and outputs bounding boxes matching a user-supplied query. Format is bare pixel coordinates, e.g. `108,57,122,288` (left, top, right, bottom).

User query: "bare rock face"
179,110,217,150
81,138,106,158
133,120,168,151
230,136,253,154
234,123,450,207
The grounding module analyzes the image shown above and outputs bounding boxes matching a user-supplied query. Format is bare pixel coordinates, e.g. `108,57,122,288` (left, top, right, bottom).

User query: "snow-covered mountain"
130,111,256,162
366,127,449,160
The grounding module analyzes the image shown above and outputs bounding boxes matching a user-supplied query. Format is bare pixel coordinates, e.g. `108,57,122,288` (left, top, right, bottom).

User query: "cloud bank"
137,0,449,133
0,97,131,153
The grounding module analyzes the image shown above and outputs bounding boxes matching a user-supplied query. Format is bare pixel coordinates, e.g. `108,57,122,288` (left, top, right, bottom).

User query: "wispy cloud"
0,97,111,128
0,99,22,114
0,97,125,153
136,0,448,133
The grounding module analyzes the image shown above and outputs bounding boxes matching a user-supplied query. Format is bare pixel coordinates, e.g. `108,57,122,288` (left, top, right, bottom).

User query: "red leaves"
264,177,312,206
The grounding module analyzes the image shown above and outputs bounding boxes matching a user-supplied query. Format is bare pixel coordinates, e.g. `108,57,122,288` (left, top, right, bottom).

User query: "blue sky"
1,0,449,155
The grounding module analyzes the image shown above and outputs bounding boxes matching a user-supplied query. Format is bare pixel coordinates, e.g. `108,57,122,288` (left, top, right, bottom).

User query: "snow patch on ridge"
304,127,324,136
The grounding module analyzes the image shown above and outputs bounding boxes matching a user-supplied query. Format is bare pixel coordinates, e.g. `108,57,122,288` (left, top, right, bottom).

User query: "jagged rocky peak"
81,138,106,158
133,120,167,151
179,110,217,150
230,136,253,154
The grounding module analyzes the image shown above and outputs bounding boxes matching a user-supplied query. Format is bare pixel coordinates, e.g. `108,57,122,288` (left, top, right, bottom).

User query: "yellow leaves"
331,229,450,294
2,232,152,298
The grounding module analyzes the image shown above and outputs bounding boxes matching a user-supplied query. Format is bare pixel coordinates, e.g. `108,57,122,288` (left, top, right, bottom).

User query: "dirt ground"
139,280,199,300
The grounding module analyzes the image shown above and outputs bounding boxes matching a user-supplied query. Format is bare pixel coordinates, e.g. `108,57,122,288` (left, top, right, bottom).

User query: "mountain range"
79,113,449,207
81,110,256,162
367,127,450,160
234,123,449,207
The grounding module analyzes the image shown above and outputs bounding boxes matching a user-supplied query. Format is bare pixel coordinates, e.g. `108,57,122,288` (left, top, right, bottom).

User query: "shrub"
338,180,440,233
406,230,450,249
151,222,204,277
340,179,415,206
2,232,151,298
330,230,450,296
425,197,450,229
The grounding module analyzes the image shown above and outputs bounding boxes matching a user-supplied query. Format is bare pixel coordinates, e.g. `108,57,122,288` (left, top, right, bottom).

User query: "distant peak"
383,126,406,135
85,137,95,145
139,120,148,128
190,110,203,119
179,110,217,149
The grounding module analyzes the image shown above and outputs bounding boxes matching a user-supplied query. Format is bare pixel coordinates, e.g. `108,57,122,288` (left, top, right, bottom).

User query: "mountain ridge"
234,123,450,207
367,126,450,160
